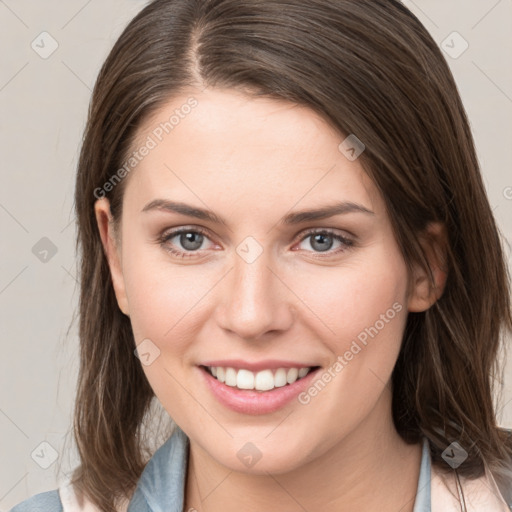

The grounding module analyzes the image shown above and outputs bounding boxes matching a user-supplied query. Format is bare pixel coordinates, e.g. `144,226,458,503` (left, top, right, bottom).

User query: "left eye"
296,230,354,255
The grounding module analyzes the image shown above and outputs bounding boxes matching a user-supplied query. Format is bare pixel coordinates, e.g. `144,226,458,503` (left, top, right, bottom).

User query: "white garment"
58,478,129,512
431,463,510,511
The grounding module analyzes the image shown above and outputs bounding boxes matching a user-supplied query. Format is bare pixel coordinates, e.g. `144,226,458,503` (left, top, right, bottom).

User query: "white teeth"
216,367,225,383
255,369,274,391
207,366,314,391
225,367,237,387
298,367,309,378
274,368,287,387
237,369,255,390
286,367,298,383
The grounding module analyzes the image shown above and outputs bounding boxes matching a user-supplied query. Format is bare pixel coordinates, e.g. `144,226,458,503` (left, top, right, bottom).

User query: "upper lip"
199,359,319,372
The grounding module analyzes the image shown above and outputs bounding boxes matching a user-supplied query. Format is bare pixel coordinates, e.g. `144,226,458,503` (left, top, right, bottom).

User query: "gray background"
0,0,511,509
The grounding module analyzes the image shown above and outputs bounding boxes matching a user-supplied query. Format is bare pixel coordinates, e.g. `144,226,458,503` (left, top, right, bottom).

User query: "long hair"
69,0,512,510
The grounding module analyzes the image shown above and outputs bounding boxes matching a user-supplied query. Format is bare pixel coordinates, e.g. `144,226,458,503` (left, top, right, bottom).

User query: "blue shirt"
9,427,431,511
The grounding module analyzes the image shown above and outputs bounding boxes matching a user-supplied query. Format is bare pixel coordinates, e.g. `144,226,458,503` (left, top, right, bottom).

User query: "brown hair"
68,0,512,510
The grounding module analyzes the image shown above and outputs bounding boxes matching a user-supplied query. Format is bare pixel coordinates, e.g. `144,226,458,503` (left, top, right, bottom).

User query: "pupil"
312,234,333,252
181,232,203,250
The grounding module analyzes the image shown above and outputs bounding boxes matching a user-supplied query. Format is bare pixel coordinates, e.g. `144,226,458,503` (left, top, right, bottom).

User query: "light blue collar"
127,426,431,512
413,437,432,511
127,426,189,512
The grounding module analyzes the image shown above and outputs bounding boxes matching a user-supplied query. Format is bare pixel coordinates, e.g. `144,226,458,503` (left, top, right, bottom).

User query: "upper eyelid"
160,225,354,247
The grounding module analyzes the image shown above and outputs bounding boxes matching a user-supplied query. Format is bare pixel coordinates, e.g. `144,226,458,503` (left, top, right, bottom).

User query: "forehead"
122,87,382,221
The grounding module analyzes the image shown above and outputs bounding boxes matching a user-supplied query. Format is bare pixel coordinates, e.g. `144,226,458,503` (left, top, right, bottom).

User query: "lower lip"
199,366,321,415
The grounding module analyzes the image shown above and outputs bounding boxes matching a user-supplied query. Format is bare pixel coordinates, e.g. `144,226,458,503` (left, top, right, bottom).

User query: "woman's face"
96,87,434,474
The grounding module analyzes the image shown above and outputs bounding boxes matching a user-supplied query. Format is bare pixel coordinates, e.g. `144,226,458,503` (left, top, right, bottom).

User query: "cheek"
120,239,209,354
120,245,209,418
291,258,409,440
288,255,409,353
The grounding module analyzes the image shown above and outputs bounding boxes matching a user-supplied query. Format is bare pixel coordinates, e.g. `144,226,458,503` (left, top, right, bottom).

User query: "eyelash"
157,226,355,259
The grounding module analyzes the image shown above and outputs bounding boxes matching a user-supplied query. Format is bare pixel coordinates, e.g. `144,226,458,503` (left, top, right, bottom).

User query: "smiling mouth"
200,365,321,392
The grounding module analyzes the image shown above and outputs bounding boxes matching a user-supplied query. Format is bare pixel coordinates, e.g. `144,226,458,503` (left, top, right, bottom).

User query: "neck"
184,392,422,512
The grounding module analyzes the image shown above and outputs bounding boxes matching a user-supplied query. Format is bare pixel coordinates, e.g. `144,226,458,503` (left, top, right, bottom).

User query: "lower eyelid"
296,233,353,252
159,229,353,256
160,229,214,251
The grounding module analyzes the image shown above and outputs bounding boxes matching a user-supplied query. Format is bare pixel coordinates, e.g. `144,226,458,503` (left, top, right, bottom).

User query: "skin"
95,87,447,511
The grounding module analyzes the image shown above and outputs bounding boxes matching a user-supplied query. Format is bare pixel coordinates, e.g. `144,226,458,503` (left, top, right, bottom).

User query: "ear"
94,198,130,316
407,222,448,312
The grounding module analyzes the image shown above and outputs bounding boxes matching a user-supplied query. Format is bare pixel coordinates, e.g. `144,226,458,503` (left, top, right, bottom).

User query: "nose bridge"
218,237,292,339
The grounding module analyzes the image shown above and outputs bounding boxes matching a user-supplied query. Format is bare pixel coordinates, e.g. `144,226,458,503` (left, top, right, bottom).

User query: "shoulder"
10,426,189,512
431,460,512,511
9,479,131,512
127,425,189,512
58,477,122,512
8,489,63,512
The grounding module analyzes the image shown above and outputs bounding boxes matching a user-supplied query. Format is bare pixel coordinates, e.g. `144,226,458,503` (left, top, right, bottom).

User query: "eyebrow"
141,199,374,225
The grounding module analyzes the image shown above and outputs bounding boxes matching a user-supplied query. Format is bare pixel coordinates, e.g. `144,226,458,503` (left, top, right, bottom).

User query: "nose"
216,244,295,341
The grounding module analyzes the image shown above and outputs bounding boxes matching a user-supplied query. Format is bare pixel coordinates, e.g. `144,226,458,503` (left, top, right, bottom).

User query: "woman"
10,0,512,511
